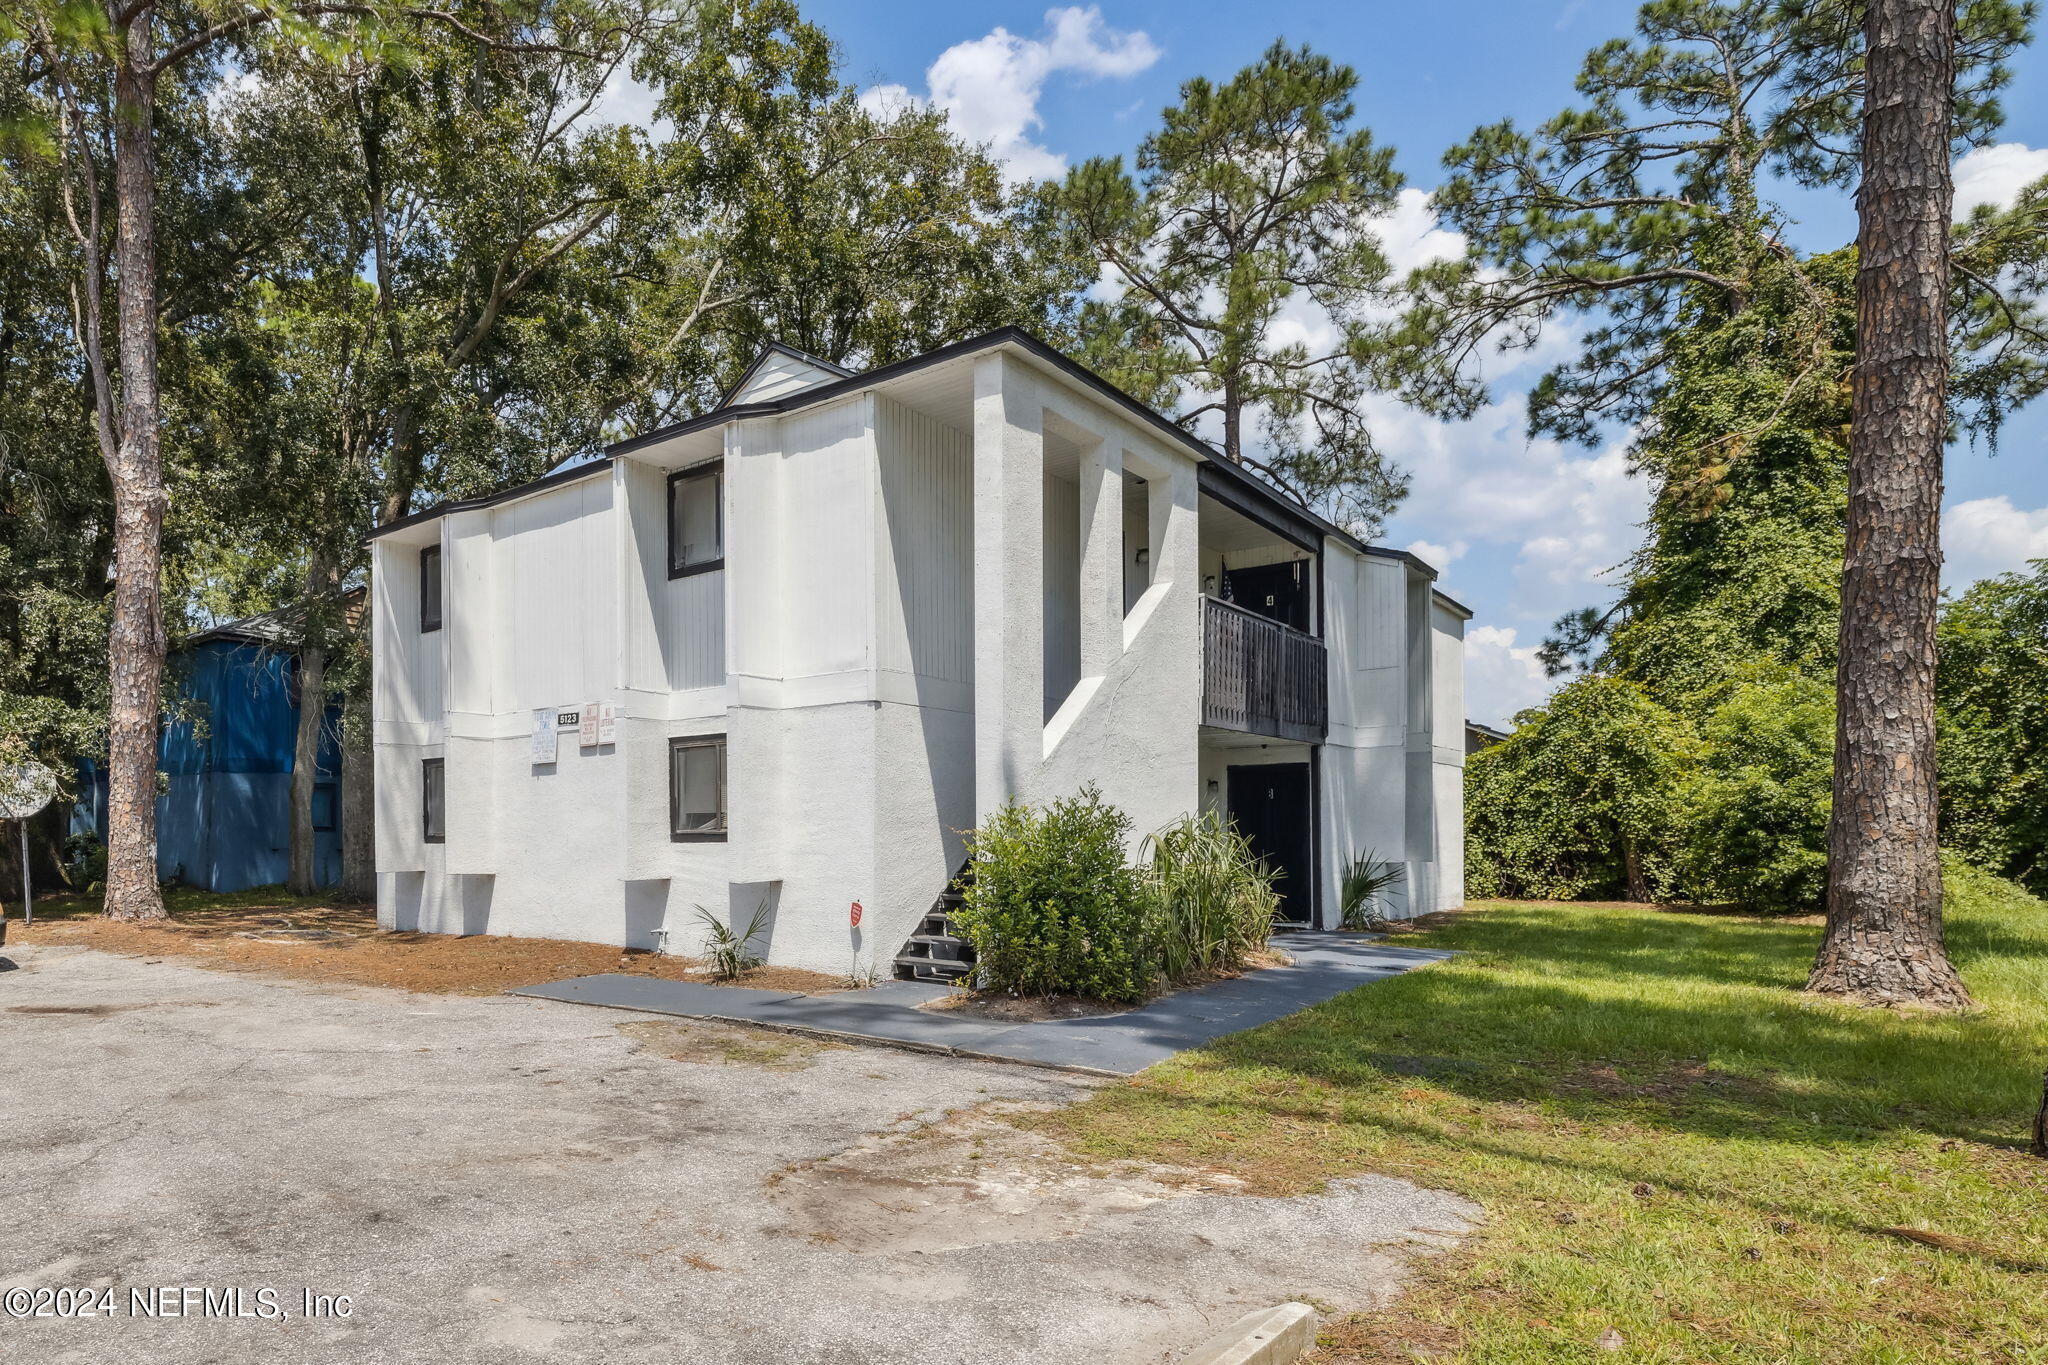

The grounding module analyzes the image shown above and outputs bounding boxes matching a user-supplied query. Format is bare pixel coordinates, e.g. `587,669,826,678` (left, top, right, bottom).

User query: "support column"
1077,439,1123,679
441,510,496,874
972,351,1045,820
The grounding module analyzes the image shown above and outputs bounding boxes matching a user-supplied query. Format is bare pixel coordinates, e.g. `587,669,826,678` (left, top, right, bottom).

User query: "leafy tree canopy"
1053,41,1410,533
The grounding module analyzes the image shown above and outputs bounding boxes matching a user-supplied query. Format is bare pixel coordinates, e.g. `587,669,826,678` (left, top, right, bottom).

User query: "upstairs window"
668,463,723,579
419,545,443,633
669,735,727,840
422,757,445,843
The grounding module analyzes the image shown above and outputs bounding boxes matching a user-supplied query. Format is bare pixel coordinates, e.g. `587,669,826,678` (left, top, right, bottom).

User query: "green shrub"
1465,677,1697,901
954,785,1149,1002
1138,811,1277,980
1675,671,1833,912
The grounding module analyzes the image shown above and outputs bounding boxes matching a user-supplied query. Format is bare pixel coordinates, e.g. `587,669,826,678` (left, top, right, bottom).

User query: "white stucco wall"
370,338,1464,965
973,351,1203,850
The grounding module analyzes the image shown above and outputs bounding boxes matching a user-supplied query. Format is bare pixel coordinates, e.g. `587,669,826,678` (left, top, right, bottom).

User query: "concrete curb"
1179,1302,1318,1365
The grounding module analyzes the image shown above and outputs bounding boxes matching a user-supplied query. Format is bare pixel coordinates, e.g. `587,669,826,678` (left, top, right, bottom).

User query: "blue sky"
799,1,2048,724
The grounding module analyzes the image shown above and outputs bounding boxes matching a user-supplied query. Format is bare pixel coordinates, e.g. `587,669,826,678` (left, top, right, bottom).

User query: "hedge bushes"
953,786,1277,1002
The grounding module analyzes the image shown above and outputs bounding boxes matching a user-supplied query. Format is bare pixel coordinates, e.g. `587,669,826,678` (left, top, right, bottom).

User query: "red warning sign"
850,900,863,927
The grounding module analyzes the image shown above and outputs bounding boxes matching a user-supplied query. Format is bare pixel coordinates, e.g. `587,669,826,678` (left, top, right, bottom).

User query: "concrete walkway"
512,932,1450,1075
1,943,1477,1365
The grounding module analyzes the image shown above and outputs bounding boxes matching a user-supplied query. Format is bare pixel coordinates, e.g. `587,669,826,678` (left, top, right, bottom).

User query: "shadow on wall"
728,880,780,960
387,870,425,932
623,879,668,951
454,873,494,935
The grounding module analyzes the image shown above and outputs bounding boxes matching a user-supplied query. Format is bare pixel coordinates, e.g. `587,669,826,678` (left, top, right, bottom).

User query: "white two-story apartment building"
369,330,1468,976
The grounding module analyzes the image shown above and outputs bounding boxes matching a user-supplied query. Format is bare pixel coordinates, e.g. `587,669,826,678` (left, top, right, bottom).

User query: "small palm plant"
1139,811,1279,982
1339,851,1405,931
694,900,772,980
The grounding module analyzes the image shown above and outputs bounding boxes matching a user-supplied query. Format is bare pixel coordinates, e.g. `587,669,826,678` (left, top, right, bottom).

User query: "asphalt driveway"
0,943,1474,1364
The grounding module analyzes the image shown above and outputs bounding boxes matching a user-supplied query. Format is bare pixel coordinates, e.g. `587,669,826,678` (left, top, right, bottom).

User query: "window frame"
666,461,725,580
667,734,728,841
419,544,443,633
421,757,446,844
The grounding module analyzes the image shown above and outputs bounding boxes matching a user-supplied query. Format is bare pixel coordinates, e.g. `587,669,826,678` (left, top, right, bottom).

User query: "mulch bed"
10,898,847,997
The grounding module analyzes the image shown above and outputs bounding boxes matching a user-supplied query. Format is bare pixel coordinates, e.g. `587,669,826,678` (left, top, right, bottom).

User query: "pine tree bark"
1808,0,1970,1008
340,687,375,903
2032,1066,2047,1159
1622,838,1649,903
286,641,328,895
286,553,340,895
100,24,168,923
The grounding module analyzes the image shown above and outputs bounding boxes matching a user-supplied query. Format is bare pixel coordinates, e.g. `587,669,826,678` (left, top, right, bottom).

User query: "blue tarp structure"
73,621,344,892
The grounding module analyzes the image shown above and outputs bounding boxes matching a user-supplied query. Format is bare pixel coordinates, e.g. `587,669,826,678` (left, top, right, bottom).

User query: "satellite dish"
0,761,56,820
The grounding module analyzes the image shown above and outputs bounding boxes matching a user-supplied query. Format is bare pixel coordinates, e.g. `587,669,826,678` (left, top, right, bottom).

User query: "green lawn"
1026,865,2048,1363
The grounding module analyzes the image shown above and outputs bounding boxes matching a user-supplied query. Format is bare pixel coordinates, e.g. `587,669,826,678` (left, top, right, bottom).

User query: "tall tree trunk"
286,642,329,895
287,554,339,895
340,685,375,902
100,33,167,923
1622,837,1649,903
1220,375,1242,463
1808,0,1970,1008
2033,1066,2047,1159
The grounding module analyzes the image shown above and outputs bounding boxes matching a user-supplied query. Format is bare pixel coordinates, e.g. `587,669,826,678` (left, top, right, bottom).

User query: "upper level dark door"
1227,762,1314,925
1223,560,1312,633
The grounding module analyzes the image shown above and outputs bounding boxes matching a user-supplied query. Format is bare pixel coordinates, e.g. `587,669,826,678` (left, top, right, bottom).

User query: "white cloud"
1376,393,1648,620
1407,538,1467,569
1464,624,1553,728
1954,142,2048,216
589,72,672,141
859,6,1160,181
1377,187,1467,277
1943,495,2048,587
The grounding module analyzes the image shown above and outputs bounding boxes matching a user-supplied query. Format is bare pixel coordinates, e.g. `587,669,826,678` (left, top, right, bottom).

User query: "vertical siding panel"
875,396,973,687
777,398,873,679
664,569,726,690
1041,469,1081,718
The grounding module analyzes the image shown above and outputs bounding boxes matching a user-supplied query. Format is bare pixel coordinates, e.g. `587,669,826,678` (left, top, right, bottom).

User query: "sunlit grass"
1026,866,2048,1363
15,884,342,923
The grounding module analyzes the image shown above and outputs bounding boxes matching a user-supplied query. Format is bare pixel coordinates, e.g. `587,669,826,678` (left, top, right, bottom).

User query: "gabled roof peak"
718,341,855,409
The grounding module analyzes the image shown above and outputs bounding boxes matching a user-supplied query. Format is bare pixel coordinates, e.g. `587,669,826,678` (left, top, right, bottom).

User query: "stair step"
892,954,974,981
892,861,978,982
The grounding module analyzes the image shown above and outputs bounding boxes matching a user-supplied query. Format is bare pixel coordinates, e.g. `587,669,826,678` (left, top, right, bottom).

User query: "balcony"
1202,596,1328,743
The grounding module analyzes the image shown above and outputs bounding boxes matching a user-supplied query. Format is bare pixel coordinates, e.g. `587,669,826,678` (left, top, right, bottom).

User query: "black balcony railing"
1202,596,1328,743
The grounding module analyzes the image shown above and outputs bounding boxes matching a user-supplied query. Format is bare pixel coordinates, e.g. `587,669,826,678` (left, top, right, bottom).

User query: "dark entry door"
1227,762,1314,925
1222,561,1311,632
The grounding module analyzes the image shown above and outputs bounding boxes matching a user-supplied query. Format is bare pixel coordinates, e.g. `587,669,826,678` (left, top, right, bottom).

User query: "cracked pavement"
0,944,1475,1364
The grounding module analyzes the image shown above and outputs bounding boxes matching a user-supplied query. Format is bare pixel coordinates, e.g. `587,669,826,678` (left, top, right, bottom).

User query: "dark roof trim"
1364,545,1441,580
606,327,1025,458
714,341,856,411
1465,720,1511,743
367,457,615,542
1432,587,1475,619
1196,463,1322,554
375,328,1424,566
612,327,1392,558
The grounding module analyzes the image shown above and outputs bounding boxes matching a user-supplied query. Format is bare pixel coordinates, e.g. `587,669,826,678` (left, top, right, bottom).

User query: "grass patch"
1023,867,2048,1363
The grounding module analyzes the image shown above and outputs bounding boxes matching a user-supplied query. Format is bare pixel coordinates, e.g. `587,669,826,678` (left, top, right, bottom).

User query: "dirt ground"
0,941,1476,1364
7,895,847,996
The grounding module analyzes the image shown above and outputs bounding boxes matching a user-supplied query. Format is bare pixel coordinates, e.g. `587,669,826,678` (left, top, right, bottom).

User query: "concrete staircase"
892,875,977,983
